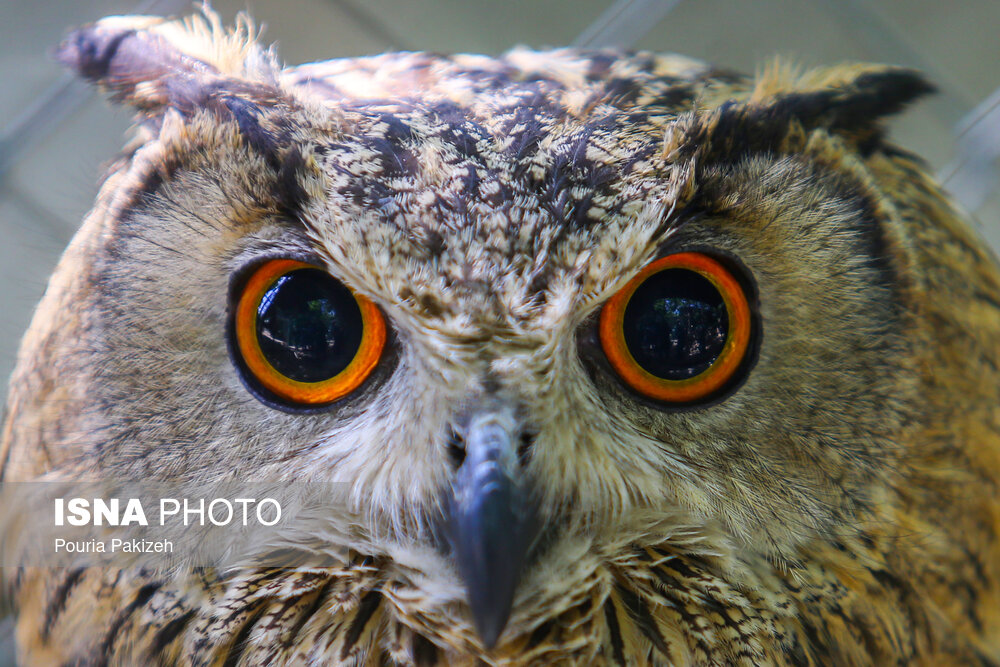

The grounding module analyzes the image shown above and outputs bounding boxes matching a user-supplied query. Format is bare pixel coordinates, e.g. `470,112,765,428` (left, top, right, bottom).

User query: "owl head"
10,11,992,657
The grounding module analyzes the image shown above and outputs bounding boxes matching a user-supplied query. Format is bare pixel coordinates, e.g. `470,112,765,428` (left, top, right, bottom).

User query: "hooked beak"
446,403,539,649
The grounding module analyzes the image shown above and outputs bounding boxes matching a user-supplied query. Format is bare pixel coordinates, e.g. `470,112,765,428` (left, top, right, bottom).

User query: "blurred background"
0,0,998,658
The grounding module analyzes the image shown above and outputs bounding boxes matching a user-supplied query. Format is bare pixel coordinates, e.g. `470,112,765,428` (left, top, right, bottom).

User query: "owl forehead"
301,96,688,331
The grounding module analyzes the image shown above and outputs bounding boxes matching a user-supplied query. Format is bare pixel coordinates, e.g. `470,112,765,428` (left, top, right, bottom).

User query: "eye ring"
598,252,752,404
234,258,386,406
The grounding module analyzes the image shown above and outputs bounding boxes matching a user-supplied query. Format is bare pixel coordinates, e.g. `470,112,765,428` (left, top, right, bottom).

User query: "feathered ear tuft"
55,9,280,113
750,60,935,138
672,61,936,165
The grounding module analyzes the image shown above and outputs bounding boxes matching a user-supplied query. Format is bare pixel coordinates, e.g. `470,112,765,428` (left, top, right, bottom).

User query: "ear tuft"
671,62,935,166
750,61,935,136
56,9,280,112
822,68,936,131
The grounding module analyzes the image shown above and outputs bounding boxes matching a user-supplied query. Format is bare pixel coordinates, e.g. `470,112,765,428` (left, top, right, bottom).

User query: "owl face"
5,13,944,651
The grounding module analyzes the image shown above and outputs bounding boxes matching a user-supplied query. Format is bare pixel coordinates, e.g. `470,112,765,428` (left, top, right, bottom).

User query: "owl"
2,9,999,666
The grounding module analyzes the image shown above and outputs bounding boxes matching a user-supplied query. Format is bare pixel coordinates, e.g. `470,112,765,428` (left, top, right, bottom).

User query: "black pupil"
255,268,363,383
622,268,729,380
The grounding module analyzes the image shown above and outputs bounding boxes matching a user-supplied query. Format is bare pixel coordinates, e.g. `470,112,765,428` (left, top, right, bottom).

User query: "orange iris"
599,252,752,404
234,258,386,405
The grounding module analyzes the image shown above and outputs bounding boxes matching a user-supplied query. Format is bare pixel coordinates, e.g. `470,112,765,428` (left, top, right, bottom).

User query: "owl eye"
233,258,386,406
599,252,753,404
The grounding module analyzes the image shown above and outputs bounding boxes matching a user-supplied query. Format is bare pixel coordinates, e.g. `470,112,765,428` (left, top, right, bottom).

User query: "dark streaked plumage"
3,10,999,665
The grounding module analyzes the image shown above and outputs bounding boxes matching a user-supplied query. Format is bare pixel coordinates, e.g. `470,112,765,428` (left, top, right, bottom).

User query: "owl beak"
446,404,538,649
